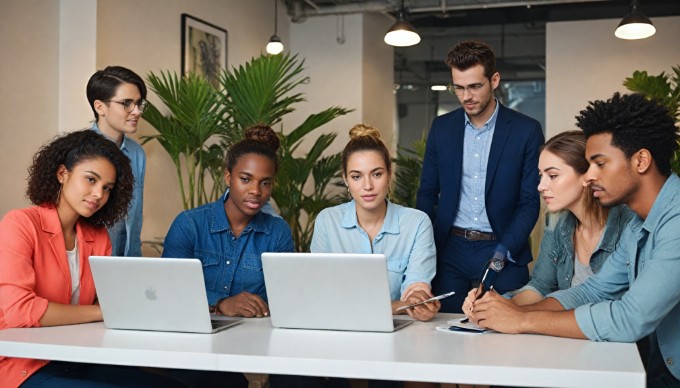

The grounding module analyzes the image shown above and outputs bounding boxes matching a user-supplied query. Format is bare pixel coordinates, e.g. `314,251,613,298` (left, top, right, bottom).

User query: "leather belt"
450,227,496,241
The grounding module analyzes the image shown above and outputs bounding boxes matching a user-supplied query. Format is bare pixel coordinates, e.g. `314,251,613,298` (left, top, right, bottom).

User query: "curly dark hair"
445,40,497,79
226,125,280,173
26,130,134,228
576,92,679,176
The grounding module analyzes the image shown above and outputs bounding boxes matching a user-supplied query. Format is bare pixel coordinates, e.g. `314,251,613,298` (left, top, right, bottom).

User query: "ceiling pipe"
289,0,615,22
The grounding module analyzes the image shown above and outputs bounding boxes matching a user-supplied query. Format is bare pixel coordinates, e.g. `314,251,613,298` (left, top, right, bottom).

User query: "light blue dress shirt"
551,174,680,379
311,200,436,301
91,123,145,257
452,99,500,232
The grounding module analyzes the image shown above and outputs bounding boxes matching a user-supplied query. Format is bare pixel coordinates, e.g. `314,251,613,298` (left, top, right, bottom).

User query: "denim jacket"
91,124,145,256
162,192,294,305
515,205,633,298
552,174,680,379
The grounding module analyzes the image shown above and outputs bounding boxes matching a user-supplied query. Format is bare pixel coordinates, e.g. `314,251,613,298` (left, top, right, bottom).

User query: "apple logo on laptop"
145,287,158,301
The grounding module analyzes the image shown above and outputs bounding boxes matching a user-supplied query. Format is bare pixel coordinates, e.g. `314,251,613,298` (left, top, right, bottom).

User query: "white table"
0,314,645,387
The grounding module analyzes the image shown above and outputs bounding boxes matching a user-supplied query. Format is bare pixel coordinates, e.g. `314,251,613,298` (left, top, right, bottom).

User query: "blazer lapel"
449,111,466,187
39,207,71,297
486,105,511,194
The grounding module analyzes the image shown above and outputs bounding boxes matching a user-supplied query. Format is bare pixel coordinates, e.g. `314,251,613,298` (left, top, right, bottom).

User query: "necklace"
576,224,604,258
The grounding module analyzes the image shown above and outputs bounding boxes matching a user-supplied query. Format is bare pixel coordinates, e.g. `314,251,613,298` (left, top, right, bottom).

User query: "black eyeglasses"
106,99,149,113
447,81,487,97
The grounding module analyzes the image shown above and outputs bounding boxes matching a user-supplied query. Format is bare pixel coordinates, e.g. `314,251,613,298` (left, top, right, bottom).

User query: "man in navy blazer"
416,41,544,313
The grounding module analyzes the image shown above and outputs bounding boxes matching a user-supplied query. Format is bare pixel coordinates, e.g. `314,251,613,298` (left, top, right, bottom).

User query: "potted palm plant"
143,53,352,251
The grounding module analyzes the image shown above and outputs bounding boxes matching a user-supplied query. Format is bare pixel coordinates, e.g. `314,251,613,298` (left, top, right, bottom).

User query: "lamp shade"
266,35,284,55
384,19,421,47
615,4,656,40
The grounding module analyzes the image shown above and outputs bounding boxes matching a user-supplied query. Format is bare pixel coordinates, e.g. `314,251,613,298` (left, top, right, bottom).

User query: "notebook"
261,252,413,332
89,256,242,334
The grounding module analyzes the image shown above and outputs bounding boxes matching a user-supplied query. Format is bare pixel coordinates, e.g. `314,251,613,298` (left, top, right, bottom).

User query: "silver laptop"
262,252,413,332
89,256,242,334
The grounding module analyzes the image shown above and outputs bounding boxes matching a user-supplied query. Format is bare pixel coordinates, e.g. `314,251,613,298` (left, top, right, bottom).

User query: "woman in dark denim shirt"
511,131,633,305
162,126,294,318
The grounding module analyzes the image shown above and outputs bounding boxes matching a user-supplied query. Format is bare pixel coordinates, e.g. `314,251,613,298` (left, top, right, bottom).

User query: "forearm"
519,309,586,339
512,289,544,306
522,296,566,312
38,302,103,326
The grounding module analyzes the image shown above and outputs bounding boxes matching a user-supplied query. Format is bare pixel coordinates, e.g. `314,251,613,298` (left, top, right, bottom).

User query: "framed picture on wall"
181,13,227,86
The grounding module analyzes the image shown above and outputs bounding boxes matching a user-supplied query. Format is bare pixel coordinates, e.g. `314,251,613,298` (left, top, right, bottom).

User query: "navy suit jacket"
416,103,544,266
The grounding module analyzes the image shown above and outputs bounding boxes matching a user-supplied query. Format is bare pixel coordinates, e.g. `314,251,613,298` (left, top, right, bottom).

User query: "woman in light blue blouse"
311,124,438,321
463,131,633,314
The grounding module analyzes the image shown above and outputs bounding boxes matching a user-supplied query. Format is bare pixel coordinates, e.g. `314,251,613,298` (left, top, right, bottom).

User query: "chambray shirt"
91,123,145,256
513,205,633,298
310,200,436,301
162,192,294,305
551,174,680,379
452,99,499,232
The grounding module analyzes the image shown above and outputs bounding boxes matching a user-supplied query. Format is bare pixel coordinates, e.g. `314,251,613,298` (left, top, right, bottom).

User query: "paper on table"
434,318,492,333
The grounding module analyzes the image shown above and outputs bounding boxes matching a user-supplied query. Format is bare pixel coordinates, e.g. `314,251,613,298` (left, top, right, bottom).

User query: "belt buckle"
465,230,481,240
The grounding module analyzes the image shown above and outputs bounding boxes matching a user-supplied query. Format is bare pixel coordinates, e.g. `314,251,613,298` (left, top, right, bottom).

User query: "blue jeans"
20,361,184,387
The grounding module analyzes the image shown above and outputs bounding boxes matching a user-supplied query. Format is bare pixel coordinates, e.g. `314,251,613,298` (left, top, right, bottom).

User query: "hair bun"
244,125,280,152
349,124,381,140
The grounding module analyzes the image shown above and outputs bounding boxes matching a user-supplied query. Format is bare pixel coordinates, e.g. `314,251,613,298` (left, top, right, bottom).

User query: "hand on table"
217,292,269,318
472,290,525,333
462,284,484,324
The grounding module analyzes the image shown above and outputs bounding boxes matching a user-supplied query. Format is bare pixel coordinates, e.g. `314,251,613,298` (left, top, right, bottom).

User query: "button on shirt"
453,100,499,232
551,174,680,380
310,200,436,301
91,123,145,256
162,192,294,305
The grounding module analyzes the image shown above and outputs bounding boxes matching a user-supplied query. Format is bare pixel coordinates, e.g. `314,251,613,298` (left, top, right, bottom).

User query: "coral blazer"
0,205,111,387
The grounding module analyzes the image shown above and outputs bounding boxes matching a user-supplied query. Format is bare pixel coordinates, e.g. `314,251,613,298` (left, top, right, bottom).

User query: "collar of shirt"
638,174,680,236
209,190,271,235
91,122,129,151
340,199,400,235
464,98,500,131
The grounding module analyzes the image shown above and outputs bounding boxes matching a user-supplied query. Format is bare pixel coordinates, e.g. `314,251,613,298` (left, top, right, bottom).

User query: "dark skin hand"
217,292,269,318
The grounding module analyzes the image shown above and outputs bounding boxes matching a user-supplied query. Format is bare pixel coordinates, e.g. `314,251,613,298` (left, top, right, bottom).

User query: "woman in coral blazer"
0,130,173,387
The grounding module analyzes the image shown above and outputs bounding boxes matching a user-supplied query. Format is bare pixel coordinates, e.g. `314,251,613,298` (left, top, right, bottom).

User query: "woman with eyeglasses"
463,131,633,318
0,130,183,387
86,66,148,258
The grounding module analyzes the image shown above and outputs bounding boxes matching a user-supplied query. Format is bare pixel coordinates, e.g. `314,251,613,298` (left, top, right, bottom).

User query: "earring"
56,184,62,204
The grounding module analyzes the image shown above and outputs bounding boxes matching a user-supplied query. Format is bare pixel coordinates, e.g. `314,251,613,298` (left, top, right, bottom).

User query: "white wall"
59,0,97,133
546,16,680,139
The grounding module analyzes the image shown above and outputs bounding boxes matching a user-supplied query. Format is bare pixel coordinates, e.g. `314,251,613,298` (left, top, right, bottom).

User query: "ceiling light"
615,0,656,40
431,85,447,91
384,3,420,47
266,0,285,54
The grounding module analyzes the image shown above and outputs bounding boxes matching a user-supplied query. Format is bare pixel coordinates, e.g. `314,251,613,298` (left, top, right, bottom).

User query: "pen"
461,286,494,323
396,291,456,311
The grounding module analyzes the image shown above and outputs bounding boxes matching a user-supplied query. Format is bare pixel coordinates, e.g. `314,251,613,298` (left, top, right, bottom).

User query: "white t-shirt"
66,238,81,304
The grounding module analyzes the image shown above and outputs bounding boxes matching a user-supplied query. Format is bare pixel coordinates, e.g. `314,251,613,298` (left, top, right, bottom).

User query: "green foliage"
219,53,352,252
141,71,233,210
143,53,351,251
391,134,426,208
623,65,680,175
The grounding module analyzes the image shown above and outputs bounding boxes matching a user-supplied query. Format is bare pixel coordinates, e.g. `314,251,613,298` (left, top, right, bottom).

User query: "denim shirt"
162,192,294,305
515,205,633,297
91,124,145,256
310,200,436,301
551,174,680,379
